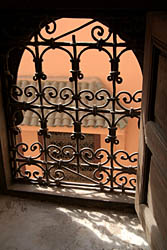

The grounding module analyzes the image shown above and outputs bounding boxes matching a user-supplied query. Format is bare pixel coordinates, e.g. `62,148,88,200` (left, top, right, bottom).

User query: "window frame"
0,11,145,209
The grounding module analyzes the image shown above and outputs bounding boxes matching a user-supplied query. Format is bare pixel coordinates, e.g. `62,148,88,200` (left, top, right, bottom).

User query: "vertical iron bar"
110,32,117,190
34,34,49,183
72,35,80,174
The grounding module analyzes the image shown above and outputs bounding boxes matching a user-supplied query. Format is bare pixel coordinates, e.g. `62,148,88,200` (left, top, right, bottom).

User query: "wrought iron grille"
8,19,142,192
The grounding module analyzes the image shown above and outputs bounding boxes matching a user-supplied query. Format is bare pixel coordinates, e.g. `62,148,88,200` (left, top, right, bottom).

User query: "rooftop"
17,77,127,129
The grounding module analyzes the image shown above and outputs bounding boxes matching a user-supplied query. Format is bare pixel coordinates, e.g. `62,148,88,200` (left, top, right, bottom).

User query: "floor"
0,195,149,250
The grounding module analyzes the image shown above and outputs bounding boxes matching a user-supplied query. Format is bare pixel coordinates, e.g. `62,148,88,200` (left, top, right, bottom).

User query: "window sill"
6,183,135,212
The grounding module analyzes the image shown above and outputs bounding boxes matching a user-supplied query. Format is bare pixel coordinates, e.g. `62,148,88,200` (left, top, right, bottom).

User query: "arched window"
5,18,142,195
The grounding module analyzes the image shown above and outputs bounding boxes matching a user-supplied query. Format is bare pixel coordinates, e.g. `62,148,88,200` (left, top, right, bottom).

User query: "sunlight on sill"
35,184,135,203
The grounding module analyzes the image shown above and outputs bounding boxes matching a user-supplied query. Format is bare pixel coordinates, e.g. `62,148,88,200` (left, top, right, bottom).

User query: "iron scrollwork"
8,18,141,193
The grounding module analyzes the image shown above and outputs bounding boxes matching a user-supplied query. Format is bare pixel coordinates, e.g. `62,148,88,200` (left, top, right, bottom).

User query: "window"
7,18,142,193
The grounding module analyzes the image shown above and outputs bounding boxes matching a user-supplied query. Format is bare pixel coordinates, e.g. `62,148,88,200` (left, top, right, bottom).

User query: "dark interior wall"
0,8,147,75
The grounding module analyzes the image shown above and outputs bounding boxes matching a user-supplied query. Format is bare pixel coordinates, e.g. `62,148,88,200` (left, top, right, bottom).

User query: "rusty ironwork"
8,19,141,192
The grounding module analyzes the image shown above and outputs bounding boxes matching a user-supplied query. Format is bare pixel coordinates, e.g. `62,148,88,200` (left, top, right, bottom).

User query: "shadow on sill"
4,183,136,213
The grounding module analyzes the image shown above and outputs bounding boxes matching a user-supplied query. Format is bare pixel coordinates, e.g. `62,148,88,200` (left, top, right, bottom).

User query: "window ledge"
6,183,135,212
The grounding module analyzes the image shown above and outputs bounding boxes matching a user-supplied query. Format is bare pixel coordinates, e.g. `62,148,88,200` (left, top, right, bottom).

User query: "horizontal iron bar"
57,181,136,191
14,178,136,192
15,158,136,171
26,41,127,48
11,102,140,114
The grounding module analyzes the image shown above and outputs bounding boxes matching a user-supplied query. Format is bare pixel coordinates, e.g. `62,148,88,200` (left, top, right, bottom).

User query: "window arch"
0,14,144,199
